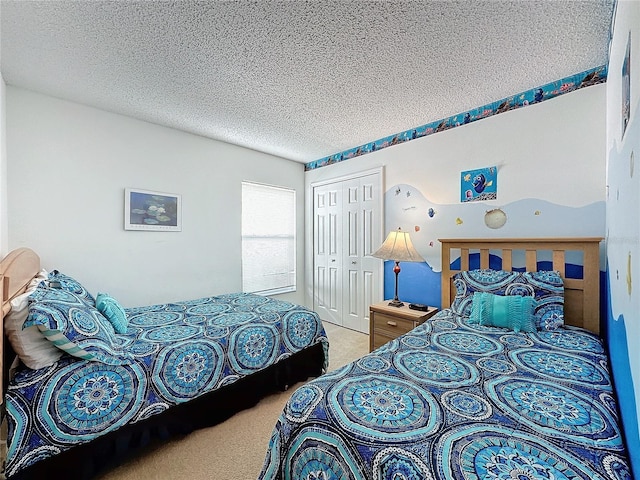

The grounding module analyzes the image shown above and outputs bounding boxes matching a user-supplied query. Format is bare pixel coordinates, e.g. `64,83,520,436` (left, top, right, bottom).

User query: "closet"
312,170,383,333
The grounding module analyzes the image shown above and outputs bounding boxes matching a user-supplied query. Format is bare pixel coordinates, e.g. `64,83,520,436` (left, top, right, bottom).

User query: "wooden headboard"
440,238,603,335
0,247,42,401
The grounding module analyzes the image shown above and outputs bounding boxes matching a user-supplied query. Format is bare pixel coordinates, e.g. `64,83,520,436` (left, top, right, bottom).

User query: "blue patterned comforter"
6,293,328,477
258,309,632,480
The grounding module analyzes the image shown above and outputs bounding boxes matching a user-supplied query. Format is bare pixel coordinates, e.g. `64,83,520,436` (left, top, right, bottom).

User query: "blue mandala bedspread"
5,292,328,478
258,308,632,480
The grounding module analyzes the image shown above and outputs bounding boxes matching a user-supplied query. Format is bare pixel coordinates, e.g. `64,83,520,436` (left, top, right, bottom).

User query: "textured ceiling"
1,1,614,164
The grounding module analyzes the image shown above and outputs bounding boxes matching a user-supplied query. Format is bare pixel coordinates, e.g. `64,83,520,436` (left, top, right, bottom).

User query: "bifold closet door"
313,172,382,334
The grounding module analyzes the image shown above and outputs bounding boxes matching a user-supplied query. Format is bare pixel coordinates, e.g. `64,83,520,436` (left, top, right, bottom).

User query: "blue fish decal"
472,173,493,193
473,174,486,193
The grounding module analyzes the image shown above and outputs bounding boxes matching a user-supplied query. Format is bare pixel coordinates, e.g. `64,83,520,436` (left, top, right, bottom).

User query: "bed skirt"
7,341,326,480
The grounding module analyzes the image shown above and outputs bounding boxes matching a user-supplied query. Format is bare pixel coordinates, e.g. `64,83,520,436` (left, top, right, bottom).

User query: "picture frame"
461,166,497,202
622,31,631,141
124,188,182,231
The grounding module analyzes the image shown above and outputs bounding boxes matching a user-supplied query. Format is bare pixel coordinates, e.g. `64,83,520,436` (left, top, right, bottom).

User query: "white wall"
1,75,7,256
1,0,6,256
606,0,640,473
306,84,604,205
6,87,306,307
305,84,606,305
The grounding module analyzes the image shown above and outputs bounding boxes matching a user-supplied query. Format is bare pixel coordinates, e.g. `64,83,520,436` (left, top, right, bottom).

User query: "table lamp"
372,227,425,307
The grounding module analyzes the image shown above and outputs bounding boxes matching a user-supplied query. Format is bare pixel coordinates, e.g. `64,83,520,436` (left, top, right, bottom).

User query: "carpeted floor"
97,321,369,480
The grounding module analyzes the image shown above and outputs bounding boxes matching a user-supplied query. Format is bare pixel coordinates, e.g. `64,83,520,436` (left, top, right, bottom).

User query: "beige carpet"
97,321,369,480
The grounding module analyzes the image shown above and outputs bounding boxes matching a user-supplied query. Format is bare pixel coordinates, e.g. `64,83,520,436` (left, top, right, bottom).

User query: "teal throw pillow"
96,293,128,334
469,292,536,333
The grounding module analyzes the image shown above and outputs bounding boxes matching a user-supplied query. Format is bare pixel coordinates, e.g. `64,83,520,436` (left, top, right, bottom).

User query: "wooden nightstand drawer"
373,313,414,337
369,302,438,352
372,331,399,351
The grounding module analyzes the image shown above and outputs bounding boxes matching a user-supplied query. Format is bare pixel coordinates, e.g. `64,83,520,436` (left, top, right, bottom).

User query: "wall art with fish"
461,166,497,202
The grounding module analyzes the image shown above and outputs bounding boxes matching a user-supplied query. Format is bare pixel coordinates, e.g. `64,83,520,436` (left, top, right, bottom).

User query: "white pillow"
4,269,63,369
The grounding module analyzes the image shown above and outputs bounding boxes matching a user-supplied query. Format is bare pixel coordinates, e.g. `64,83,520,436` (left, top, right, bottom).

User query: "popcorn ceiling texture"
0,0,614,164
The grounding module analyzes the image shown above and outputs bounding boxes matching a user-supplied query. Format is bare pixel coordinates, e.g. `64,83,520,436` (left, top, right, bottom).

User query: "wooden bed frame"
0,247,41,400
440,238,603,335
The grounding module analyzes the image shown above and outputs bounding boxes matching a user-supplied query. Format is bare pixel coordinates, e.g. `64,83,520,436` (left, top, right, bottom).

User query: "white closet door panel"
363,269,375,324
342,267,360,331
328,266,340,312
363,182,374,202
313,184,342,325
358,175,382,333
316,214,326,255
329,190,338,206
315,266,326,307
363,207,374,256
347,269,358,315
313,187,328,319
329,213,339,256
326,184,342,324
313,171,382,332
347,184,358,204
341,176,367,333
347,210,359,257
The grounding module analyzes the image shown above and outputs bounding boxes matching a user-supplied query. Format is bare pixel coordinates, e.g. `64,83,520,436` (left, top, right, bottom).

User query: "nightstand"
369,301,438,352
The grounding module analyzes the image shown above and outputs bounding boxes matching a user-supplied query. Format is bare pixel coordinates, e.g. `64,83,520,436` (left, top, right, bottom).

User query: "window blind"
241,182,296,294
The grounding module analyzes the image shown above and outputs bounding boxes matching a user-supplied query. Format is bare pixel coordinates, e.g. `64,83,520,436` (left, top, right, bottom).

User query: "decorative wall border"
305,65,608,171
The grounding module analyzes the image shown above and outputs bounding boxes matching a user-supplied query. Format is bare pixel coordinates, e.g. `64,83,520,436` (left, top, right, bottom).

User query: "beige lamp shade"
372,228,424,262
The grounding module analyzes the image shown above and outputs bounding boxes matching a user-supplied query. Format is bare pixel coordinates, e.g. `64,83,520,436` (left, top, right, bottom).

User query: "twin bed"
0,248,328,479
258,238,633,479
0,238,633,479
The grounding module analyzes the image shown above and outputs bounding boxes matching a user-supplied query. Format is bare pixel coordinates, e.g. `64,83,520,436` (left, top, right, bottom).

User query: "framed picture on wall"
460,166,497,202
622,31,631,140
124,188,182,231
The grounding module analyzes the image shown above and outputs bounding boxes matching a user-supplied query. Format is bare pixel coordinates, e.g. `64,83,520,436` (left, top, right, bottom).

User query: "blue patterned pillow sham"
452,269,564,330
25,286,133,365
48,270,96,306
523,270,565,330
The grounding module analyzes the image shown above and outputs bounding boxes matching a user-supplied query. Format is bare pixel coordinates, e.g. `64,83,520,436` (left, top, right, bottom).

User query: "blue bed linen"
5,293,328,478
258,309,632,480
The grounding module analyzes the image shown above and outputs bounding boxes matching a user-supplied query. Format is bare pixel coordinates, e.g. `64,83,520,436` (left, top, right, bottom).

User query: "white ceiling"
1,1,614,164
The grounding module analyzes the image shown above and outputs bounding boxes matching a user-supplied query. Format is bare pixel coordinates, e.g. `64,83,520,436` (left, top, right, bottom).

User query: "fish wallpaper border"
305,65,607,171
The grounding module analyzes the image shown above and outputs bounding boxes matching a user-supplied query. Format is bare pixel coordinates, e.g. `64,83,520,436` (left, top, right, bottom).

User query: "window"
242,182,296,294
